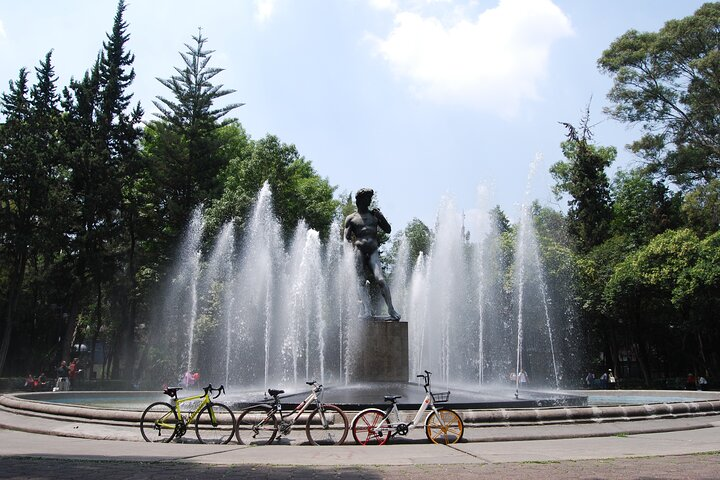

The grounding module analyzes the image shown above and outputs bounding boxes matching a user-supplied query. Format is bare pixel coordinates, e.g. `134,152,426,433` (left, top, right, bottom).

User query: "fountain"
6,174,720,430
140,170,582,409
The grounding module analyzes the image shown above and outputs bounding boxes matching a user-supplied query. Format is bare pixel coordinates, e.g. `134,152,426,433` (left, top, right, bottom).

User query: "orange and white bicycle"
351,370,464,445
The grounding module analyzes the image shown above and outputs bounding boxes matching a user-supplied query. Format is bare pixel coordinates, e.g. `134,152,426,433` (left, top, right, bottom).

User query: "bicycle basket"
431,391,450,403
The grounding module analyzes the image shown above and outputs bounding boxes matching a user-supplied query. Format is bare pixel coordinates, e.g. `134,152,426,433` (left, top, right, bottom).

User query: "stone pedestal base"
351,320,408,382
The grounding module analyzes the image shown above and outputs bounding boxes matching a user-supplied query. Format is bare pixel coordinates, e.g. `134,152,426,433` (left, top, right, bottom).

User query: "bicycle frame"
276,386,326,429
172,390,212,425
383,391,438,435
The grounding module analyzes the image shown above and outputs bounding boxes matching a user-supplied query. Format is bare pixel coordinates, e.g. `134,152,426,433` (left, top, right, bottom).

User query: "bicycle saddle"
384,395,402,402
163,387,182,397
268,388,284,397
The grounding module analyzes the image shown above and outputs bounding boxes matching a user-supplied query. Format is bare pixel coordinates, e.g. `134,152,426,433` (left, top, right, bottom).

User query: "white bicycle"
235,381,349,446
351,370,464,445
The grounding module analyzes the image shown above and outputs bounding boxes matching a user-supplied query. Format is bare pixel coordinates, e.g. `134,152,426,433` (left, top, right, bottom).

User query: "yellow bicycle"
140,384,235,444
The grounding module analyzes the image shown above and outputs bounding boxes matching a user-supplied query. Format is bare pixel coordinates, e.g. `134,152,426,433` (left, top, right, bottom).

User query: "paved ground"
1,403,719,479
0,454,719,480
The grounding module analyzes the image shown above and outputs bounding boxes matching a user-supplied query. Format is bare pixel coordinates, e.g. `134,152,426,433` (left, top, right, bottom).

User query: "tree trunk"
89,281,103,380
61,276,85,365
0,250,28,376
697,331,708,376
120,218,138,381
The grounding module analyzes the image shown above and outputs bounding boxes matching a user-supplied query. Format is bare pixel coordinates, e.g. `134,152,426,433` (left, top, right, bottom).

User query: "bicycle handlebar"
202,384,226,399
214,385,225,399
306,380,323,392
417,371,432,390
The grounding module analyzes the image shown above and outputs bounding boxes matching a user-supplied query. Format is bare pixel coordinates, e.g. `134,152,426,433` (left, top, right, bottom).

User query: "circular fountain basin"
4,385,718,427
7,383,582,411
234,382,587,410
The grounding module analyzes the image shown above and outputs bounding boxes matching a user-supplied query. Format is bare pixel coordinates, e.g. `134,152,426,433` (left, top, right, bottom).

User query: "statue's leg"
369,251,401,320
354,249,372,318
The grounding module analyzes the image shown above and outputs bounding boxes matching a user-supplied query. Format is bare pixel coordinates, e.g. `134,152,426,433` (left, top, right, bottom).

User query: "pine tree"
551,109,616,253
0,69,32,375
58,0,143,379
149,29,243,234
0,52,63,375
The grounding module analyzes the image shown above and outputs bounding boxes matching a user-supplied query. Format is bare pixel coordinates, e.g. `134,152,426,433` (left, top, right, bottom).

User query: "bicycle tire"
140,401,179,443
305,403,349,446
195,402,236,444
425,408,464,444
351,408,391,446
235,405,278,445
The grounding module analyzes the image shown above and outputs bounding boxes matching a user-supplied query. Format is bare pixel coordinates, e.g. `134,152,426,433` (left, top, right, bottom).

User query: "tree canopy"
598,2,720,187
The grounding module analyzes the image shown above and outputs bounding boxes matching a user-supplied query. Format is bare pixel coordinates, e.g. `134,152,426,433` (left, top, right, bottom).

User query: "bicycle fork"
316,406,332,429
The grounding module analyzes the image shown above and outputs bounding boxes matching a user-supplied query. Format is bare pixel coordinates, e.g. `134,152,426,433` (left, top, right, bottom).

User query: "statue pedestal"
351,320,408,382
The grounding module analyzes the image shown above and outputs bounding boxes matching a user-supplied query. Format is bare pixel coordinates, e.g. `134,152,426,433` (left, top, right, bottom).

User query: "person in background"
600,371,608,389
182,370,193,387
518,369,528,387
68,358,81,388
55,360,70,391
607,370,617,389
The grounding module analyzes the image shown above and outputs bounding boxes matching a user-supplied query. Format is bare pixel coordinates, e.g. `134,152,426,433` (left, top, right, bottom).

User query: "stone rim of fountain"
3,390,719,428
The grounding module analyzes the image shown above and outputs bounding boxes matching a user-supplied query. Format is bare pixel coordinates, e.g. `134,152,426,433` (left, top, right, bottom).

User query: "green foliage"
0,51,68,375
148,30,243,237
674,231,720,313
391,218,433,270
154,29,243,128
598,3,720,186
610,168,682,247
551,111,616,252
604,229,700,323
681,179,720,237
489,205,511,234
209,133,339,239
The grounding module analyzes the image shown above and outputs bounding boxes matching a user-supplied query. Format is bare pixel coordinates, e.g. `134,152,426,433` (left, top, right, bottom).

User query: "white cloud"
367,0,573,117
255,0,276,24
369,0,399,11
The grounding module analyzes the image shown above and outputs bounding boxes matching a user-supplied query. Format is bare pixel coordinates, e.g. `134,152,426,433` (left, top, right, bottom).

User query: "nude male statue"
344,188,401,320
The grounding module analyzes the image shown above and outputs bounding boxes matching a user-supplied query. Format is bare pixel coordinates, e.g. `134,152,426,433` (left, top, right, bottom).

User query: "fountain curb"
0,393,143,423
460,400,720,425
2,393,720,444
3,391,720,427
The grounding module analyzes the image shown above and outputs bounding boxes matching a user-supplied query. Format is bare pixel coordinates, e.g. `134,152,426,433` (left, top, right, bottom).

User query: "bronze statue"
344,188,401,320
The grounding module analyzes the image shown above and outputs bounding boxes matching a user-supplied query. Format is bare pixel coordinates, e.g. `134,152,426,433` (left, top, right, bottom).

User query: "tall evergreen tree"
149,29,243,235
0,51,63,375
58,0,143,378
0,69,32,375
551,108,616,252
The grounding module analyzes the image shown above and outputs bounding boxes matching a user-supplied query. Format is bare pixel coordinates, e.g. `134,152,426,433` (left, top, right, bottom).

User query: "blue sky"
0,0,708,235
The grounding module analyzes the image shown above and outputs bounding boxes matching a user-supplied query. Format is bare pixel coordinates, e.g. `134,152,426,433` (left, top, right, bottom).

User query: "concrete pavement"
1,407,720,479
2,392,720,479
1,401,719,466
0,422,720,465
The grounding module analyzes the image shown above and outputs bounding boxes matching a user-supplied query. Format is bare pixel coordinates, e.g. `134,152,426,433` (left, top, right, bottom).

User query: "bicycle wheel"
140,401,179,443
195,402,236,444
235,405,278,445
425,408,464,444
351,408,391,445
305,404,349,446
